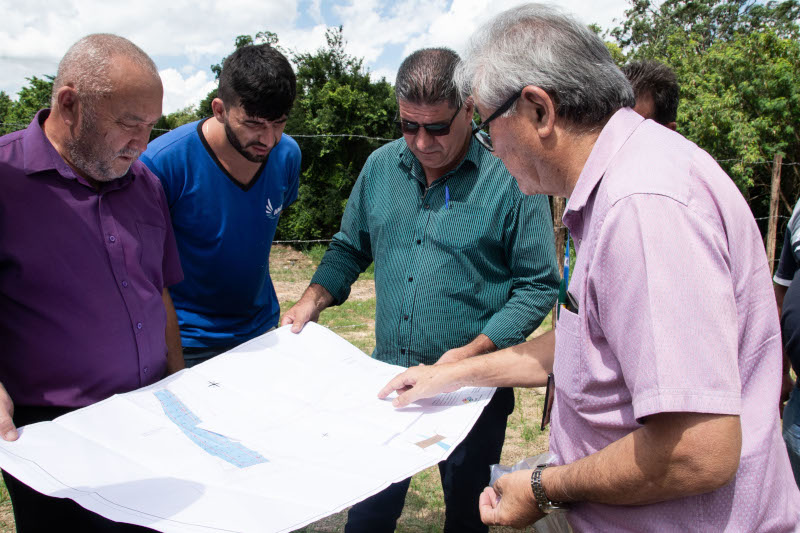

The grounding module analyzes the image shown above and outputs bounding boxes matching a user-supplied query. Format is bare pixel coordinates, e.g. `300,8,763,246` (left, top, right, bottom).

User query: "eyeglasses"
396,104,462,137
471,89,523,152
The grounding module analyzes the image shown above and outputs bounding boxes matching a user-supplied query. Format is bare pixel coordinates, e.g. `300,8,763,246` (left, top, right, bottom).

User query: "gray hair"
395,48,462,108
455,3,634,127
51,33,159,106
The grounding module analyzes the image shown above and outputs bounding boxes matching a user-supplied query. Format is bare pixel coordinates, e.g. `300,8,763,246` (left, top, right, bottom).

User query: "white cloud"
159,68,217,115
0,0,631,114
369,67,396,84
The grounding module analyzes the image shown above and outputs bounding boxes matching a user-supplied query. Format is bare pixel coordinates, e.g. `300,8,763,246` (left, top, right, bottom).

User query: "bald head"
45,34,163,185
51,33,160,106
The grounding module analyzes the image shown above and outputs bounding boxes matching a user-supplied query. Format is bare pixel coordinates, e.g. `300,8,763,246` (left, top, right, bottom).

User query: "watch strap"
530,465,569,514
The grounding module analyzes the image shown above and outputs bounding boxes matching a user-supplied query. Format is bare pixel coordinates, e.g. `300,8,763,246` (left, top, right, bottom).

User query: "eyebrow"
243,116,288,125
119,114,158,127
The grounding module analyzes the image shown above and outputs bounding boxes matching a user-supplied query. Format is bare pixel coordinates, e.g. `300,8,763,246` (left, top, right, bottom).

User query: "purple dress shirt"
0,111,183,408
552,108,800,530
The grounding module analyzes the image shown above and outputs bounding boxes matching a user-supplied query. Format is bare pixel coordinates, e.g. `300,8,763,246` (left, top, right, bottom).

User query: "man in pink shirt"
379,3,800,530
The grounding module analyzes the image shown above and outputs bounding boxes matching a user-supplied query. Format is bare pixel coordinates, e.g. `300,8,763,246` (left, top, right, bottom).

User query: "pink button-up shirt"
551,108,800,531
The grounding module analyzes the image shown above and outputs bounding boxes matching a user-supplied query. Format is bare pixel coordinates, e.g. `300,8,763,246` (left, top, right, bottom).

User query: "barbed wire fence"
1,119,796,251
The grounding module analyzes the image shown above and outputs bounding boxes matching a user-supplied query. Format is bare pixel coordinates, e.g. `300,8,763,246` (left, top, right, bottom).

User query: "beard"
64,108,138,183
224,120,270,163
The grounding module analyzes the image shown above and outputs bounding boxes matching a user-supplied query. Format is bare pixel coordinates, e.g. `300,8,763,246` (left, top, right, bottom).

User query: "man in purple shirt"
379,4,800,531
0,34,183,531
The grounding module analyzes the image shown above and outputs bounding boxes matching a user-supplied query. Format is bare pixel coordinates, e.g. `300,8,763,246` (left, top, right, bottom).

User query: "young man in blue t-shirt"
142,44,301,366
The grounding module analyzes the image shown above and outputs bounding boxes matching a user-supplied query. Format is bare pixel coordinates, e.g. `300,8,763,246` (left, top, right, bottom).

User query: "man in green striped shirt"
282,48,559,533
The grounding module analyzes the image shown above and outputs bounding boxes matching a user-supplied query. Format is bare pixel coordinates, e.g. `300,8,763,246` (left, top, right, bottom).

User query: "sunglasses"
396,104,462,137
472,89,523,152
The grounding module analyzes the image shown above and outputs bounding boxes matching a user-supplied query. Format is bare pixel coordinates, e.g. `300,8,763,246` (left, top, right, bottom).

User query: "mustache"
117,148,141,159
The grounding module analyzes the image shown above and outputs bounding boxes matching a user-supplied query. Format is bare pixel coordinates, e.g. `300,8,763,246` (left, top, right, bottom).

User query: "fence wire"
2,120,799,167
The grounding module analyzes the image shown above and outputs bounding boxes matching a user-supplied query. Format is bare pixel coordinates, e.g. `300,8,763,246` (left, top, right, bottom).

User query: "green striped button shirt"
311,136,559,367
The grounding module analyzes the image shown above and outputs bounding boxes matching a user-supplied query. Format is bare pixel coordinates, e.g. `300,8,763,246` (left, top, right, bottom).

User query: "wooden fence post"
551,196,566,326
767,153,783,276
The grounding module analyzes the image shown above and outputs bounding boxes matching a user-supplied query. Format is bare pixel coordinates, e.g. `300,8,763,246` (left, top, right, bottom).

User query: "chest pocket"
553,307,585,402
430,202,492,250
136,222,166,289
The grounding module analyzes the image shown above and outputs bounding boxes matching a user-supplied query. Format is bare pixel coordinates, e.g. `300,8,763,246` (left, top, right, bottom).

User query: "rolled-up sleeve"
481,193,560,349
310,159,374,304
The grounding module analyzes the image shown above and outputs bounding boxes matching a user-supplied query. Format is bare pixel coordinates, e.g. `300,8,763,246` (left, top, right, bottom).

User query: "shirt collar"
563,108,644,234
397,128,480,185
22,109,78,179
22,109,134,191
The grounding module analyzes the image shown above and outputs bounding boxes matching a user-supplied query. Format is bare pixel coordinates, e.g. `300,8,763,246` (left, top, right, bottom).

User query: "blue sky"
1,0,631,114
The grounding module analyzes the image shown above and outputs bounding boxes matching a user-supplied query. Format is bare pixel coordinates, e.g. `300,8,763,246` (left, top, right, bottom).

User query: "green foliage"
612,0,800,59
0,91,12,129
197,89,217,119
151,106,201,140
277,26,399,240
0,76,54,135
674,30,800,225
612,0,800,236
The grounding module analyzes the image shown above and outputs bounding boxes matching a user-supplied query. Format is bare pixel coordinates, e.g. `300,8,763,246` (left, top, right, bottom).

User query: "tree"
150,106,201,141
0,76,54,135
672,30,800,234
277,26,399,241
0,91,12,132
611,0,800,238
612,0,800,59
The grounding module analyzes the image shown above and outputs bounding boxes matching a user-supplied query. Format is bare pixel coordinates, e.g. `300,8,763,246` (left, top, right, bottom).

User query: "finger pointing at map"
378,363,465,407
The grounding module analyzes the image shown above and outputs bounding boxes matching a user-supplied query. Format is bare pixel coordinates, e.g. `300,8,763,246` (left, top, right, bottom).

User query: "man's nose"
259,126,279,148
130,129,150,153
415,128,435,151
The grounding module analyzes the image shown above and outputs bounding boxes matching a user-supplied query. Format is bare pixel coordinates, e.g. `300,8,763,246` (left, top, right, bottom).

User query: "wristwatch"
530,465,569,514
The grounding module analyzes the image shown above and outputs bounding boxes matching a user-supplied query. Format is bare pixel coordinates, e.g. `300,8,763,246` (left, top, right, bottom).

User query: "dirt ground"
274,279,375,302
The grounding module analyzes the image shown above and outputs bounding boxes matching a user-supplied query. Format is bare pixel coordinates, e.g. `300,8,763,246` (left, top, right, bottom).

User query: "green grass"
280,297,377,354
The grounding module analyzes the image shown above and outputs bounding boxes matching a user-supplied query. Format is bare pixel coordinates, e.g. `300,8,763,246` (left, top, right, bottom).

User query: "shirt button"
121,280,128,288
400,348,406,354
109,235,116,243
416,239,421,245
143,367,149,374
408,277,413,282
404,315,409,320
424,204,430,209
137,322,143,330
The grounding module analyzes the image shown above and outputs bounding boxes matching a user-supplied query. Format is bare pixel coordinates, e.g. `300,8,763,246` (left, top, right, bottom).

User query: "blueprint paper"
0,323,496,532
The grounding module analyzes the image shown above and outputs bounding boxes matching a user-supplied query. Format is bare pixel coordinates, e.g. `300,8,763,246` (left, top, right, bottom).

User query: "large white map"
0,323,495,532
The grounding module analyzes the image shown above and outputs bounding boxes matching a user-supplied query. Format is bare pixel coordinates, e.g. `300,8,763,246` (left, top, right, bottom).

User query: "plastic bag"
489,452,572,533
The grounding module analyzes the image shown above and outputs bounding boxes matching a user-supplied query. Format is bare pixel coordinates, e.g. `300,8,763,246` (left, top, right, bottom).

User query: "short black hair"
621,60,679,125
218,44,296,121
395,48,462,108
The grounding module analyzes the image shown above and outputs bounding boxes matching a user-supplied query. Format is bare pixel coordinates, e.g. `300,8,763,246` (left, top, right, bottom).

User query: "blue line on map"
154,389,267,468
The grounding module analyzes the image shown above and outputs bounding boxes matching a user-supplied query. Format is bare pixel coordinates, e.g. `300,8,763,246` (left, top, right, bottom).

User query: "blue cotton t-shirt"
141,119,301,348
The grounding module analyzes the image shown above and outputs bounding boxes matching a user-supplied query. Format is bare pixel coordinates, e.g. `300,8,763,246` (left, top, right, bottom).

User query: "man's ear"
463,96,475,113
55,86,80,128
211,98,227,122
517,86,556,138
